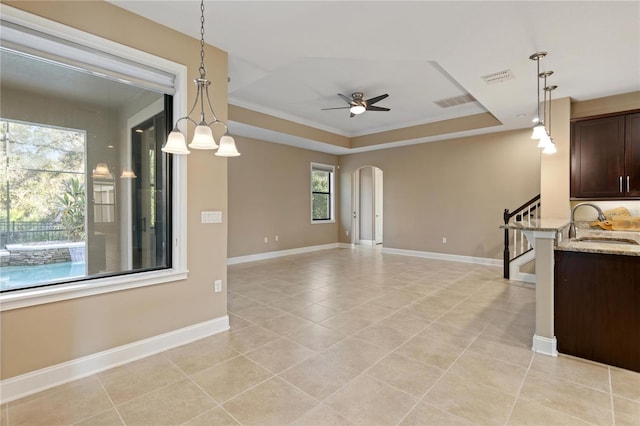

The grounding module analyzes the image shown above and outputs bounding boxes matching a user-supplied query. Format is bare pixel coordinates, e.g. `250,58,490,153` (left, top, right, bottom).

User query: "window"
311,163,335,222
0,8,188,309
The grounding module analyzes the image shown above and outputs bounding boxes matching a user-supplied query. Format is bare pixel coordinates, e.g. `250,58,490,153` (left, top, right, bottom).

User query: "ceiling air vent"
481,69,514,84
434,93,477,108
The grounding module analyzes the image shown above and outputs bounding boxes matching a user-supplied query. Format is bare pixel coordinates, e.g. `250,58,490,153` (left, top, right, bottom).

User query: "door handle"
627,176,630,193
142,217,147,232
619,176,623,193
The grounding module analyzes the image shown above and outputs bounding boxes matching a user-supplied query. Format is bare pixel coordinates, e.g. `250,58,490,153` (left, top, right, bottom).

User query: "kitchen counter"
556,228,640,256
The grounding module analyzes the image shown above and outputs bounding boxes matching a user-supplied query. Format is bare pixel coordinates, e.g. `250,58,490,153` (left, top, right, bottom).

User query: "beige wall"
338,129,541,259
1,1,229,379
228,136,339,258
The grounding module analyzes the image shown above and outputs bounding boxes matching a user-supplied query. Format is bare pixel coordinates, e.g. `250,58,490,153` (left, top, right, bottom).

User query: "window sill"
311,220,336,224
0,269,189,311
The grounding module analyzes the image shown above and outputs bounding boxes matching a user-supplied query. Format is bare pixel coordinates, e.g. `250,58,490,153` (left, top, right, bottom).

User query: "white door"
374,168,383,244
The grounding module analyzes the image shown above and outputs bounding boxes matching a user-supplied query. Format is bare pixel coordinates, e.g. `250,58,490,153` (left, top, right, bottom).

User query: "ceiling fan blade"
364,93,389,105
338,93,355,105
321,106,351,110
366,105,391,112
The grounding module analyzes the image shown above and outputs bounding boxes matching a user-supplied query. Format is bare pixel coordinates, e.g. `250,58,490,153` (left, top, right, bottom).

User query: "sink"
574,237,639,245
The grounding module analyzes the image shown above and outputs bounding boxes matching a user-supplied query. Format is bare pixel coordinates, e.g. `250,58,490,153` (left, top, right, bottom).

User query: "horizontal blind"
0,20,175,95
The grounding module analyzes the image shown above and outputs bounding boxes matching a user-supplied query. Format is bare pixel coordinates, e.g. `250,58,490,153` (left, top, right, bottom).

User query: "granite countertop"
500,218,570,232
556,227,640,257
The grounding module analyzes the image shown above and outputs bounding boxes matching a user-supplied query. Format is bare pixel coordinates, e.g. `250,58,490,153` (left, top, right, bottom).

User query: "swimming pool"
0,262,86,291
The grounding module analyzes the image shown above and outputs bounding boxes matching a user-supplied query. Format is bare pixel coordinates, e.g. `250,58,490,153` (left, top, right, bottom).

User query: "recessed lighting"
135,129,143,133
107,145,115,149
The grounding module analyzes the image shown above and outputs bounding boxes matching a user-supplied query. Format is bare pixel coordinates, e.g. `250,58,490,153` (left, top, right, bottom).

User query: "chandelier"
162,0,240,157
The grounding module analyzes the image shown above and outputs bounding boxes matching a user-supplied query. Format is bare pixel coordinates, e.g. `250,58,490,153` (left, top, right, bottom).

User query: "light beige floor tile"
466,334,533,368
73,408,124,426
367,352,443,398
190,355,273,403
354,323,415,350
424,370,516,425
530,353,610,392
225,325,280,353
325,375,417,425
223,377,317,426
292,404,353,426
108,354,166,403
289,323,347,351
320,312,375,335
394,333,466,370
400,402,471,425
346,303,396,323
519,370,613,424
613,395,640,426
183,406,240,426
368,293,416,310
610,367,640,402
384,310,430,334
279,353,360,400
166,336,240,375
234,304,284,323
290,302,337,322
259,312,314,336
267,295,313,312
228,313,253,331
507,399,590,425
116,379,215,426
322,336,390,372
227,294,263,313
244,338,315,373
8,375,112,426
449,350,528,395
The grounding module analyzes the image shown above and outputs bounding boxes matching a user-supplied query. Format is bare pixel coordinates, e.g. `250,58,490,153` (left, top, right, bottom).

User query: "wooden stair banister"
503,194,541,279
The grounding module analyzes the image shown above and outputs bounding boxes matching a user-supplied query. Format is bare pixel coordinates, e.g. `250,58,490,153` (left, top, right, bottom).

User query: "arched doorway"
351,166,383,246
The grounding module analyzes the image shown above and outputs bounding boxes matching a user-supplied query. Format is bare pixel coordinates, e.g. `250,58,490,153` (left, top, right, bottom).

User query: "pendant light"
536,70,554,149
542,84,558,154
162,0,240,157
529,52,547,140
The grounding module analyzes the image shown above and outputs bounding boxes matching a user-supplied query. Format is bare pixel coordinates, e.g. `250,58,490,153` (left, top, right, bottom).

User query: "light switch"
201,211,222,224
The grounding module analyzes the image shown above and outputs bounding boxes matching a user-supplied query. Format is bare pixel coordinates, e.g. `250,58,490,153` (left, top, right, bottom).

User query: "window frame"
0,5,189,311
310,162,336,224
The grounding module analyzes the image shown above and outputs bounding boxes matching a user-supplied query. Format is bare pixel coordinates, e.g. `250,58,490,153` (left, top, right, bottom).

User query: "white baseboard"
532,334,558,357
338,243,355,249
0,315,229,404
382,247,502,267
227,243,340,265
358,240,376,246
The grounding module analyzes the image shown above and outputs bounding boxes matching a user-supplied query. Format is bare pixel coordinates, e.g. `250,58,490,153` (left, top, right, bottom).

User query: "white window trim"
0,5,189,312
310,162,336,224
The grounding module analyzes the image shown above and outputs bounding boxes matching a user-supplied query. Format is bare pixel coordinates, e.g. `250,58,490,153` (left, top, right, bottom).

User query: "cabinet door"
625,113,640,197
571,115,625,198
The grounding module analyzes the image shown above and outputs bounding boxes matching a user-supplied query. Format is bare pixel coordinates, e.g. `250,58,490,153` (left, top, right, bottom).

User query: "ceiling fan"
321,92,390,118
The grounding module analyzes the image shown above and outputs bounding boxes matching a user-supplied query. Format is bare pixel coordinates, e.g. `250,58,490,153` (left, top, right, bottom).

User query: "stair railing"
503,194,541,279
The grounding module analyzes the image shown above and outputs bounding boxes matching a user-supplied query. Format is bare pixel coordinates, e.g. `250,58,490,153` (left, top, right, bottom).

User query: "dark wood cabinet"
571,110,640,199
554,250,640,372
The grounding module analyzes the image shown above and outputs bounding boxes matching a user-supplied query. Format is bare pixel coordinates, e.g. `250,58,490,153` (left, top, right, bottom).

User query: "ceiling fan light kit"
322,92,390,118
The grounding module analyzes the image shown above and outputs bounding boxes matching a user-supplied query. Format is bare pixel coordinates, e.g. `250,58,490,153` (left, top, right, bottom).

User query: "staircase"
503,194,540,283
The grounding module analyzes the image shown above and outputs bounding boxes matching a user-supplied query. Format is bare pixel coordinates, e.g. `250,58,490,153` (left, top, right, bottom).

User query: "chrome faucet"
568,203,607,238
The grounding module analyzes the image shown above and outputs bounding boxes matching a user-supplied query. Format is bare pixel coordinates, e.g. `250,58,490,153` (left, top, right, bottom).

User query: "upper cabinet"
571,110,640,199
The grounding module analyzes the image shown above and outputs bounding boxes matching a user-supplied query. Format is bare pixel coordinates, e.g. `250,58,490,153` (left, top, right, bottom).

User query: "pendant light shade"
543,140,557,154
162,129,190,154
215,134,241,157
537,131,552,148
531,124,547,140
92,163,113,179
120,169,137,179
189,124,218,149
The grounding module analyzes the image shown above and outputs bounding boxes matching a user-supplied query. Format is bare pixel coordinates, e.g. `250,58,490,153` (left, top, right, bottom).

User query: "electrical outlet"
275,235,279,241
442,237,447,244
214,280,222,292
264,237,268,243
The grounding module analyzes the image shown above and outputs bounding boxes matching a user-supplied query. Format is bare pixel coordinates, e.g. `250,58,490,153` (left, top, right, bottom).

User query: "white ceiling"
109,1,639,152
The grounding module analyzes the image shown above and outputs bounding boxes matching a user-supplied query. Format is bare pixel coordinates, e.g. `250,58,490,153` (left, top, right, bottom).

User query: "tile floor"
2,248,639,425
